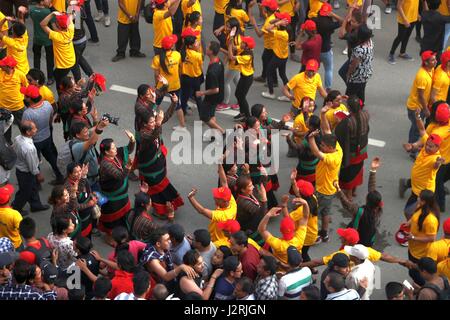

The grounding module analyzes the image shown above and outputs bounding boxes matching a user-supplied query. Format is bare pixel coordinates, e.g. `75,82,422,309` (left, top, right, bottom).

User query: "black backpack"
144,1,155,24
419,277,450,300
0,131,17,170
23,238,52,265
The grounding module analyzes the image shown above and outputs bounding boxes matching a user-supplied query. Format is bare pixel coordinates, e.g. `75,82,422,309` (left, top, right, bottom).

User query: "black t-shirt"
421,11,450,53
205,59,225,105
78,253,100,296
343,29,359,59
314,16,341,53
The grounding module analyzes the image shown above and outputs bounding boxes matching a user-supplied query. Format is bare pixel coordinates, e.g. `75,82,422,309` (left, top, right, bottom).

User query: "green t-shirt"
30,6,53,46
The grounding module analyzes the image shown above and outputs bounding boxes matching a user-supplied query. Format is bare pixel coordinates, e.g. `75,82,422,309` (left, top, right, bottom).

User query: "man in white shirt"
325,272,360,300
114,271,150,300
344,244,376,300
278,246,313,300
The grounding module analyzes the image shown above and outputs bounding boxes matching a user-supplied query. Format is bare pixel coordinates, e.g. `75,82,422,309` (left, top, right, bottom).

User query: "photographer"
0,109,14,186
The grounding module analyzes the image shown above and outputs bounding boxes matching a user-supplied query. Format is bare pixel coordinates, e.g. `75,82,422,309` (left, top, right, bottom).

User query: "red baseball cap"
280,216,295,241
274,12,291,24
20,85,41,99
421,50,436,62
295,179,315,197
337,228,360,245
435,103,450,124
19,251,36,265
212,187,232,201
428,133,443,146
395,223,410,245
56,13,70,29
443,218,450,234
217,220,241,234
0,56,17,68
301,19,316,31
0,184,14,205
155,0,167,4
441,50,450,66
161,34,178,50
241,36,255,49
305,59,319,71
261,0,279,11
319,2,332,16
181,27,200,38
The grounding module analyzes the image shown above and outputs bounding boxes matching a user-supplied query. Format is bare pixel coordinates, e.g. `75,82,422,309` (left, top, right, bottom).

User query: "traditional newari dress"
335,110,370,190
64,177,94,238
138,126,184,217
99,144,134,234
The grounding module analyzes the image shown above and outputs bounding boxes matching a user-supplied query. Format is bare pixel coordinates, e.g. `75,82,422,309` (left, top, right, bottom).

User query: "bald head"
152,284,169,300
19,120,36,137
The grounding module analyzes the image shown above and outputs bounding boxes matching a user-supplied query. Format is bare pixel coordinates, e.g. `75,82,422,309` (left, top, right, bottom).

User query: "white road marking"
111,84,386,147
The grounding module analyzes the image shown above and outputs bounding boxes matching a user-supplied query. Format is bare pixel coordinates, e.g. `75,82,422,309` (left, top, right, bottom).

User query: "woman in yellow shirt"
404,189,440,285
180,28,203,118
261,12,290,99
183,11,203,52
228,30,254,120
152,34,186,131
224,0,251,31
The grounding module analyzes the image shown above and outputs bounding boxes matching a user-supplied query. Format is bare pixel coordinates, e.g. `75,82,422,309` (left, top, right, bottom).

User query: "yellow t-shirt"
308,0,324,18
304,215,318,247
398,0,420,24
266,226,307,264
40,85,56,105
213,237,262,251
346,0,363,7
262,14,275,49
0,69,28,111
411,147,440,195
181,0,202,18
409,209,439,259
152,50,182,91
438,0,450,16
117,0,140,24
225,8,249,31
0,207,23,248
152,9,173,48
52,0,66,12
325,104,348,131
3,31,29,75
427,238,450,263
181,49,203,78
432,65,450,103
279,0,295,16
227,35,242,71
214,0,229,14
272,29,289,59
437,259,450,280
49,24,76,69
426,123,450,165
236,55,254,76
407,67,434,111
287,72,323,108
316,142,343,195
208,196,237,244
293,112,312,143
322,247,382,265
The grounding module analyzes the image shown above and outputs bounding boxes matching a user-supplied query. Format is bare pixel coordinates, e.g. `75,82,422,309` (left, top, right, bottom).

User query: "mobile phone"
403,280,413,290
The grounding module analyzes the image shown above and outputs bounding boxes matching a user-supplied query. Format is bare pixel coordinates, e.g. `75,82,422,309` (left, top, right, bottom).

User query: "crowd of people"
0,0,449,301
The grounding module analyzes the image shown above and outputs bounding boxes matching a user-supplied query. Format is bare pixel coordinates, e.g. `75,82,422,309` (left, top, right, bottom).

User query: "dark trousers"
213,12,226,48
72,41,94,82
435,163,450,211
408,251,426,286
302,245,311,262
180,74,202,114
235,74,253,117
345,82,367,104
117,22,141,56
94,0,109,14
288,14,299,54
338,59,350,84
4,109,24,145
84,0,99,42
416,0,423,38
54,66,76,94
261,48,276,83
12,169,43,212
32,44,54,80
267,56,288,94
34,136,64,180
390,22,416,55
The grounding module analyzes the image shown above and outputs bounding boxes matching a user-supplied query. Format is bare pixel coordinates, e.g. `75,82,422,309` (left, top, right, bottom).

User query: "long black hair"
99,138,114,162
417,190,440,232
181,35,197,62
112,226,130,257
184,11,201,27
129,192,151,236
226,0,242,16
158,48,170,74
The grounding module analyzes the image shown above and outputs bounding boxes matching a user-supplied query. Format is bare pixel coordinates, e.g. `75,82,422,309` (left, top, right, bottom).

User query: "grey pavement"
13,0,448,300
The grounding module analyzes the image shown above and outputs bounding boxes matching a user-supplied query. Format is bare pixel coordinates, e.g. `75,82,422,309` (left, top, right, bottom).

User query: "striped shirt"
278,267,313,300
0,284,57,300
326,289,360,300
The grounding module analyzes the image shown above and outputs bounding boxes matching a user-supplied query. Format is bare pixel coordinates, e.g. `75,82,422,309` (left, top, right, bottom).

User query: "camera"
0,109,12,121
102,113,120,125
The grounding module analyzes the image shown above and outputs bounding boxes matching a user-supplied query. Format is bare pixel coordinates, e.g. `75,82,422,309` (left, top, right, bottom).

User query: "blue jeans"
320,50,333,90
407,108,424,144
443,23,450,52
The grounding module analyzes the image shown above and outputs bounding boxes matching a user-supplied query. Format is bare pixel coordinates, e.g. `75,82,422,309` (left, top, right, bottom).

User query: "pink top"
107,240,146,271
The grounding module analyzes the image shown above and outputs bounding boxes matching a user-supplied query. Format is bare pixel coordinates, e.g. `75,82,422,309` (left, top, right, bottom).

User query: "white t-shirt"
326,289,360,300
114,293,146,300
345,259,376,300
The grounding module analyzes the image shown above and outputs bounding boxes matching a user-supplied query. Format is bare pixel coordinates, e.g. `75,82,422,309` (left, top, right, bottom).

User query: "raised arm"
320,106,332,134
368,157,380,192
166,0,182,18
187,188,214,219
40,12,56,35
258,207,282,241
334,180,359,216
307,130,324,160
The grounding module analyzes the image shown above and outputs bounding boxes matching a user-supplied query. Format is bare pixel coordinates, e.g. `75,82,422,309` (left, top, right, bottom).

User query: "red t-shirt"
240,243,261,281
301,34,323,66
108,270,134,299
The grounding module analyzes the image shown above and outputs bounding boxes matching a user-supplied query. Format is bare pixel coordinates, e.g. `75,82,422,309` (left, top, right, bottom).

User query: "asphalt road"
10,0,449,299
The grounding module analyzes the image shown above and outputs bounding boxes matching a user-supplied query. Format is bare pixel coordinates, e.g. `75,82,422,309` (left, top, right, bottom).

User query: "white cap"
344,244,369,260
